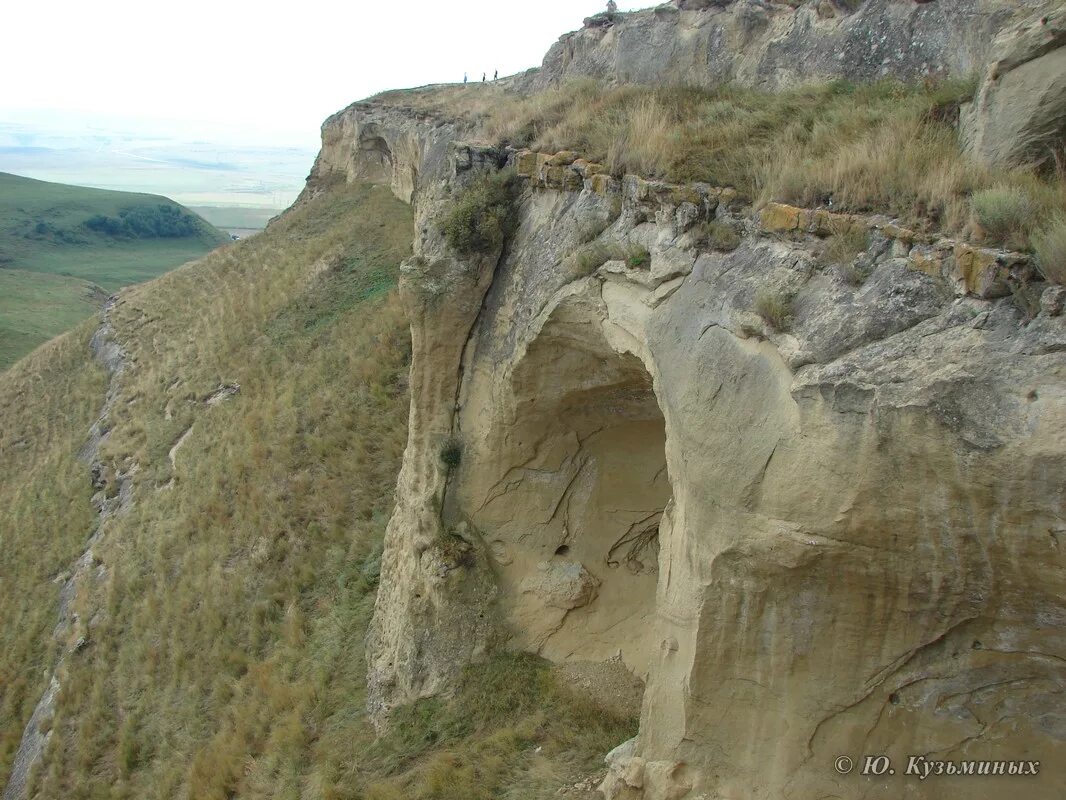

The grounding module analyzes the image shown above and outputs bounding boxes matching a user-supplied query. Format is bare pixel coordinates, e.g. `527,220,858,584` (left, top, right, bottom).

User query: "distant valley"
0,172,228,368
0,113,317,369
0,110,316,211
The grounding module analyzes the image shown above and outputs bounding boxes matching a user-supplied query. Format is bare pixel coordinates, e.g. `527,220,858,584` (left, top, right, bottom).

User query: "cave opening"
468,302,671,709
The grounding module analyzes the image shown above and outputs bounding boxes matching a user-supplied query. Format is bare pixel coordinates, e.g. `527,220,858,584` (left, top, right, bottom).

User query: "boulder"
962,7,1066,168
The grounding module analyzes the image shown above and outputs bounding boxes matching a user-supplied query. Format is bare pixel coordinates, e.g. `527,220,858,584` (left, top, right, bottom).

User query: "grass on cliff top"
0,180,633,800
383,78,1066,254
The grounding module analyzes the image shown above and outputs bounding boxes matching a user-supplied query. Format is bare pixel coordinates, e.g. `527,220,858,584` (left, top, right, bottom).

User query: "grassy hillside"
0,322,108,797
0,181,632,800
0,172,229,369
0,270,108,368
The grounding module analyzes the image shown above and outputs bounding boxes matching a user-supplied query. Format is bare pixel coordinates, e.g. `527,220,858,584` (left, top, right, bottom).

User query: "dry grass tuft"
693,220,741,252
566,240,649,277
755,288,794,331
1034,216,1066,285
970,184,1036,249
824,219,869,269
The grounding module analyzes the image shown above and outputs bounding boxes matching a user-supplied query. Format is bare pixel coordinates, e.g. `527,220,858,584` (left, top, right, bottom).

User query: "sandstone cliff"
304,5,1066,798
526,0,1047,92
962,4,1066,167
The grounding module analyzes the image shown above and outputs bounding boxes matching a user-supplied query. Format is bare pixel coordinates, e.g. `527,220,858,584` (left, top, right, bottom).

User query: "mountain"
0,172,228,368
1,2,1065,799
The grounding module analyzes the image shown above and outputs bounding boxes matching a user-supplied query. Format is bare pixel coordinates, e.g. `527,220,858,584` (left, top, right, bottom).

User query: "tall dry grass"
1,181,634,800
391,78,1066,251
1034,216,1066,284
488,80,1045,233
0,325,105,789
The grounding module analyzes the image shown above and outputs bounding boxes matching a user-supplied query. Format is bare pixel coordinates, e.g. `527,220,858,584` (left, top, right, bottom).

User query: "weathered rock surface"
525,0,1046,92
962,4,1066,167
330,94,1066,798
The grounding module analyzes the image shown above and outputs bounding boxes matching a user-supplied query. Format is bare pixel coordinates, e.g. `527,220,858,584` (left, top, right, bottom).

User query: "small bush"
440,435,463,469
971,185,1035,248
440,171,520,256
1033,216,1066,285
754,288,794,331
360,542,385,588
627,245,650,268
694,220,741,252
567,240,649,276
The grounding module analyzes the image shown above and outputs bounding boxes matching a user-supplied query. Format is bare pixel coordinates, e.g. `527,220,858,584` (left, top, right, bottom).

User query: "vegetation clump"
567,240,650,276
627,245,650,268
1033,216,1066,285
824,221,869,266
440,435,463,469
440,170,520,256
694,220,741,252
970,184,1036,249
823,219,871,285
361,652,636,798
85,204,205,240
755,288,794,331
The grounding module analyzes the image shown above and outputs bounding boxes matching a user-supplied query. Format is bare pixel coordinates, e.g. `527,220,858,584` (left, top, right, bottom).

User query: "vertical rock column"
365,208,504,724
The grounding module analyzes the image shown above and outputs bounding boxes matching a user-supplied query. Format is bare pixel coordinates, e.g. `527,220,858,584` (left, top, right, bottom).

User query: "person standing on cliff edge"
607,0,617,19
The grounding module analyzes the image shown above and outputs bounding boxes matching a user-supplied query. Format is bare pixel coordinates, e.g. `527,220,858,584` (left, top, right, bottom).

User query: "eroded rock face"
302,102,462,205
962,4,1066,168
526,0,1044,92
332,97,1066,797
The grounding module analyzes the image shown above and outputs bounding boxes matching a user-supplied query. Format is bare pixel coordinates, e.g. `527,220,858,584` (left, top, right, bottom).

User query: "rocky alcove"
462,292,672,688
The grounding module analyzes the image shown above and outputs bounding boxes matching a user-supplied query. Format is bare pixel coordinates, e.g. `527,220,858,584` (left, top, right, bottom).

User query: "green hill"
0,172,228,369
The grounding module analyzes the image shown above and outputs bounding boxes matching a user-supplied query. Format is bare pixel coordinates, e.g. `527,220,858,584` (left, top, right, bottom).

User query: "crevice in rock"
441,193,523,521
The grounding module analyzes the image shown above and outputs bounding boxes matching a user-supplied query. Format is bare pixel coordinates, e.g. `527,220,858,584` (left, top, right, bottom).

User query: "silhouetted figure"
464,73,468,84
607,0,618,18
494,69,498,80
482,73,486,82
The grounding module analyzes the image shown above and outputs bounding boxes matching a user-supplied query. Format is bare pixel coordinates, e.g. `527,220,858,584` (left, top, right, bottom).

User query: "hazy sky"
3,0,644,148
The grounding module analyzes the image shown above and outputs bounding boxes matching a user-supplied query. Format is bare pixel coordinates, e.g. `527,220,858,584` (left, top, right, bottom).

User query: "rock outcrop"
962,4,1066,168
3,299,130,800
526,0,1046,92
320,92,1066,797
